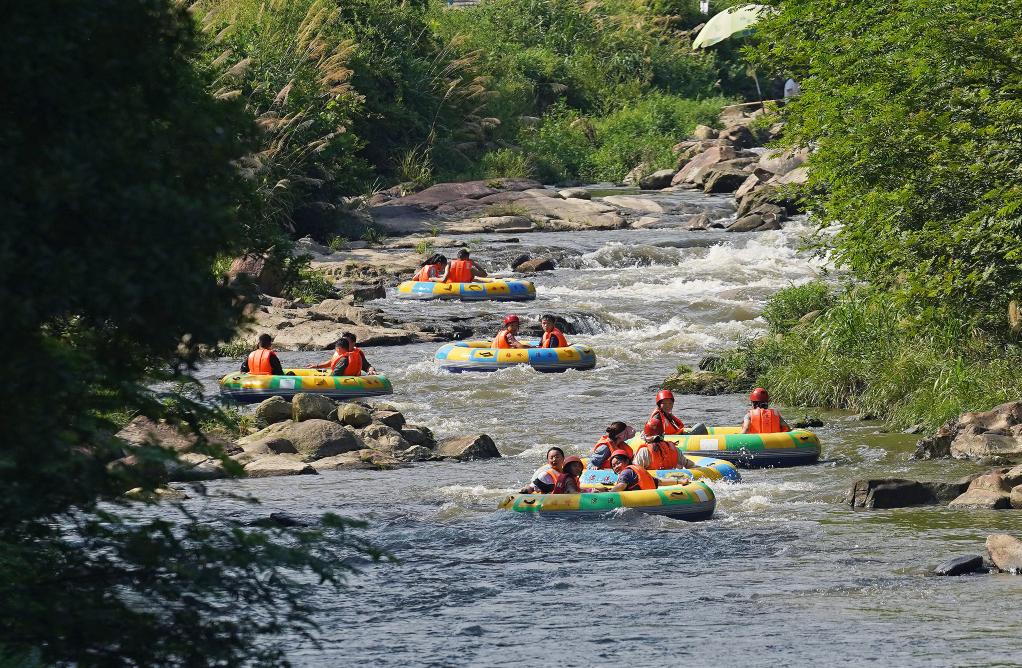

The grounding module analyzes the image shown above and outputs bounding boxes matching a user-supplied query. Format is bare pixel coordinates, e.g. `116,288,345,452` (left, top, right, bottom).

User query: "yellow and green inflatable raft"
435,340,596,372
219,369,393,404
499,481,715,521
627,426,821,468
578,455,741,487
396,279,536,301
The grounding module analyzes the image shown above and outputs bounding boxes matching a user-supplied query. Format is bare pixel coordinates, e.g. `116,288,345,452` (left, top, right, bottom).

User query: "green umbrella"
692,4,773,49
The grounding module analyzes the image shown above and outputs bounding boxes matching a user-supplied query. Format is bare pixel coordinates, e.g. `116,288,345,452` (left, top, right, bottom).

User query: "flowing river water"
194,190,1022,666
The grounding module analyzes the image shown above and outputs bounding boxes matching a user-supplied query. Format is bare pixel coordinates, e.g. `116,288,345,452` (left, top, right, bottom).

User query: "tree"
0,1,374,663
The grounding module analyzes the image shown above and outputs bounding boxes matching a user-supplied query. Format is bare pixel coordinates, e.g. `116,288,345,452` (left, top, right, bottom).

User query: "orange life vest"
748,407,787,434
247,348,275,375
446,259,473,283
492,329,513,349
591,436,633,470
342,347,364,376
541,328,567,349
534,466,563,494
650,408,684,435
413,264,440,282
623,464,658,491
635,441,680,470
550,470,578,494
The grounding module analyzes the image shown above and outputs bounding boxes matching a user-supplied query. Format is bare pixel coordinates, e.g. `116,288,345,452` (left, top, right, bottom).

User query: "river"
194,189,1022,666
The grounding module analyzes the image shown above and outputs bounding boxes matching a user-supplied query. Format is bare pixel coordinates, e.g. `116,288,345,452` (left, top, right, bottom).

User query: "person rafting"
493,314,529,349
519,447,566,494
412,253,447,282
588,422,636,469
633,419,693,471
556,456,584,494
341,332,378,375
539,314,568,348
649,390,685,434
241,333,284,376
438,248,487,283
605,450,658,492
307,338,350,372
742,388,791,434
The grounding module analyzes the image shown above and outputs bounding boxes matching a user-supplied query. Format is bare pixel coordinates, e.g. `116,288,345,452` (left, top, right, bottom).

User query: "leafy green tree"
0,1,375,663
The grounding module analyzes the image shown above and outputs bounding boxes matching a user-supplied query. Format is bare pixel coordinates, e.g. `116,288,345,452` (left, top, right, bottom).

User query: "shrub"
761,281,833,334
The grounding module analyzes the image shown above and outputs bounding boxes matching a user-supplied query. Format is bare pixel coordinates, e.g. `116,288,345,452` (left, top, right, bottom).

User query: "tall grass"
708,285,1022,429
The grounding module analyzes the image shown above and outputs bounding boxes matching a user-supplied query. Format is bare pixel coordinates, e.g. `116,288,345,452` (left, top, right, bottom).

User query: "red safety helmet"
656,390,675,404
609,449,632,462
750,387,769,403
503,314,520,326
643,419,664,439
563,455,583,470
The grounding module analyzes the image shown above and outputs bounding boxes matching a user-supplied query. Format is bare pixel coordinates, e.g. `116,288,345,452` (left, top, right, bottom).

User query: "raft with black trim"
579,455,741,487
435,340,596,373
499,481,715,521
219,369,393,404
396,279,536,301
627,427,821,467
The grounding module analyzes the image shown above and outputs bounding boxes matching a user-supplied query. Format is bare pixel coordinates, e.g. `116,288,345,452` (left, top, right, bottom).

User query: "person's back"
446,259,473,283
742,388,790,434
242,333,283,375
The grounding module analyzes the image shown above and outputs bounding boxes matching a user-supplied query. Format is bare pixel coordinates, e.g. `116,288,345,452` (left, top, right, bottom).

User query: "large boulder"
244,455,317,478
515,256,556,272
337,403,373,428
437,434,500,460
558,188,590,200
291,393,337,422
717,124,755,149
915,401,1022,460
255,396,293,426
690,124,717,140
727,214,766,232
986,534,1022,573
638,169,677,190
734,174,766,199
401,425,436,448
288,419,363,461
933,554,985,576
372,409,407,431
758,148,808,177
671,146,737,185
968,472,1012,493
948,489,1010,510
623,162,652,186
311,449,406,471
165,453,228,482
1011,485,1022,509
702,168,750,194
359,424,411,453
239,437,298,457
228,253,282,296
397,445,433,462
846,478,968,509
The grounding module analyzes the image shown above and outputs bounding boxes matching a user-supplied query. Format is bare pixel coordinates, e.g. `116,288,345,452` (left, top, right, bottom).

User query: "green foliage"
761,281,832,334
709,287,1022,429
282,256,336,303
328,235,348,251
415,239,435,256
484,202,530,218
1,2,377,662
751,0,1022,334
480,148,536,179
398,146,436,188
361,225,388,245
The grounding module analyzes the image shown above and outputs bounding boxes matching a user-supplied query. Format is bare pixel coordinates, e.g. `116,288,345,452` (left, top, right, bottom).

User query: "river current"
194,190,1022,666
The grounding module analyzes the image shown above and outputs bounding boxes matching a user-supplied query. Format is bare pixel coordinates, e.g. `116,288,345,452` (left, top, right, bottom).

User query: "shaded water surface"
194,193,1022,666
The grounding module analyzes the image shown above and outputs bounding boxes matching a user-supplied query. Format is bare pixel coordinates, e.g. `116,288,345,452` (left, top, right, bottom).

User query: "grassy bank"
701,283,1022,430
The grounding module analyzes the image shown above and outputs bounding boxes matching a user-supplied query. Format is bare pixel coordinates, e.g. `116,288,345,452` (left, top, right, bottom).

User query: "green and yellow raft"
627,426,821,467
218,369,393,404
499,480,715,521
396,279,536,301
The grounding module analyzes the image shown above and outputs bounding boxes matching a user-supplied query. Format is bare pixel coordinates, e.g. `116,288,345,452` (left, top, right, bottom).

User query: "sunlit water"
192,192,1022,666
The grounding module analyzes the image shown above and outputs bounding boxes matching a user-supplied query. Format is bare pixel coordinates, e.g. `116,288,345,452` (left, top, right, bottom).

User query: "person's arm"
588,445,610,469
741,413,752,434
359,349,377,375
240,358,249,372
437,266,451,282
508,334,528,350
779,414,791,432
269,353,284,376
608,469,638,493
470,262,487,279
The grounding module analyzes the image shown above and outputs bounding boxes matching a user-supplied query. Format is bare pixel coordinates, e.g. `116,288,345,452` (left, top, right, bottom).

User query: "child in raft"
539,314,568,348
519,448,582,494
632,419,694,471
587,421,636,469
412,254,447,282
437,248,487,283
741,388,790,434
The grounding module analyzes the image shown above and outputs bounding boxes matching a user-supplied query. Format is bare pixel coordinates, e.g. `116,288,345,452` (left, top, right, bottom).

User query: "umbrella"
692,4,773,49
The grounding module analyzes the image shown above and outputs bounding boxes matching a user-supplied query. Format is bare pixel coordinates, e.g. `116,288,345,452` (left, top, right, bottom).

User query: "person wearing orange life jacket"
588,421,636,470
539,314,568,348
633,419,694,471
604,450,659,492
519,447,567,494
318,338,363,377
241,333,284,376
550,456,583,494
307,338,348,371
742,387,791,434
438,248,487,283
412,254,447,282
341,332,377,375
492,314,530,349
648,389,685,435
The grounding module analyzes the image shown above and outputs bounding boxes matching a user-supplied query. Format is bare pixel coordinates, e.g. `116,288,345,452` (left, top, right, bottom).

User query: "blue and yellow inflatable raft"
219,369,393,404
499,481,715,521
579,455,740,487
435,340,596,373
627,427,821,468
396,279,536,302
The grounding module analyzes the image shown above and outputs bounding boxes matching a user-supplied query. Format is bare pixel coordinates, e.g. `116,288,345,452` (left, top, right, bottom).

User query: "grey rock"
558,187,590,200
312,449,406,471
1011,485,1022,509
397,445,433,462
437,434,500,460
948,489,1010,510
1004,464,1022,488
240,437,297,457
401,425,436,448
717,124,755,149
986,533,1022,573
244,455,317,478
360,423,411,453
727,214,765,232
166,453,227,482
672,146,738,185
847,478,968,509
623,162,652,186
933,554,985,576
515,256,556,272
734,174,765,199
291,393,337,422
968,472,1012,494
255,396,293,426
289,419,363,461
691,124,717,140
338,403,373,428
686,212,711,231
915,401,1022,460
638,169,677,190
372,409,407,431
703,168,750,194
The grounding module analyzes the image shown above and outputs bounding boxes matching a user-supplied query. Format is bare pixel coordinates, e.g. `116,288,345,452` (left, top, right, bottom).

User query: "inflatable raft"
219,369,393,404
396,279,536,301
435,340,596,373
579,455,741,487
499,481,715,521
627,426,821,467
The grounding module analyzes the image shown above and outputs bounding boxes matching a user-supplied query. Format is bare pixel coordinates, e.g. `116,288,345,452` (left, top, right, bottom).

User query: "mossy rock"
662,369,743,395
